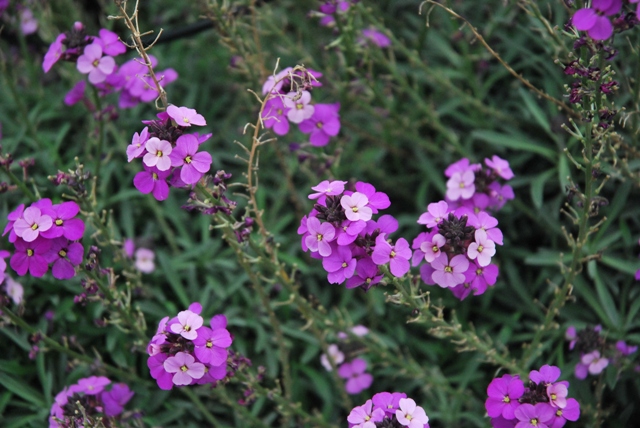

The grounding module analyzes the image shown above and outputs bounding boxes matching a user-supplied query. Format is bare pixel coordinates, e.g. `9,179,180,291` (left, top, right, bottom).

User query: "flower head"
169,134,213,184
170,310,204,340
164,352,205,385
396,398,430,428
167,105,206,127
76,43,116,84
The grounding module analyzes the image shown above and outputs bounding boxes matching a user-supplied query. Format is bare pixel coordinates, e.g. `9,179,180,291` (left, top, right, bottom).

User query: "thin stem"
3,167,37,202
180,388,228,427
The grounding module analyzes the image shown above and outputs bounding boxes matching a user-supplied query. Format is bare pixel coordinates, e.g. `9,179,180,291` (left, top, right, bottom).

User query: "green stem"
89,85,105,180
180,388,228,427
3,167,37,202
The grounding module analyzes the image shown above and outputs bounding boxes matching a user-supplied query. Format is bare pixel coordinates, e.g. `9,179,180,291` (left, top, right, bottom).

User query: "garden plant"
1,0,640,427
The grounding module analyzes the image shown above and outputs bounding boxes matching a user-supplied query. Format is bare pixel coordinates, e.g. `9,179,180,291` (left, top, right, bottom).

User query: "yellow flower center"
277,108,283,115
551,393,557,400
31,224,38,230
317,233,323,241
92,59,99,67
181,365,188,372
59,250,67,257
157,150,163,157
206,340,213,348
556,410,563,417
27,249,34,257
316,122,323,129
366,278,372,284
432,245,439,252
55,219,63,226
296,103,304,110
390,250,396,258
184,325,191,332
459,182,465,188
183,117,190,123
342,262,347,268
531,419,538,426
444,266,453,273
477,245,484,252
503,397,510,403
476,268,482,275
185,155,192,164
352,207,359,212
152,172,159,180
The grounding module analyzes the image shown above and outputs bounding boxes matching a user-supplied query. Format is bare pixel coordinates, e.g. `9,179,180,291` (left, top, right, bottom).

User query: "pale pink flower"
163,352,205,385
166,105,206,127
13,207,53,242
396,398,429,428
341,192,372,222
127,127,149,162
467,229,496,267
135,248,155,273
76,43,116,85
143,137,172,171
170,310,204,340
431,253,469,288
446,170,475,201
283,91,315,124
420,233,445,263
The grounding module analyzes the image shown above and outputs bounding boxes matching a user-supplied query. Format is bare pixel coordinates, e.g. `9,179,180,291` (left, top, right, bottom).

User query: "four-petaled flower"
396,398,430,428
163,352,205,385
167,105,207,127
13,207,53,242
341,192,372,222
143,137,173,171
76,43,116,84
170,310,204,340
169,134,213,184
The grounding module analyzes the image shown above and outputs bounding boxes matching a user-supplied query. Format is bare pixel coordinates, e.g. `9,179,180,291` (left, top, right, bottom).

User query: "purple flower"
581,350,609,375
565,326,577,350
262,67,292,95
170,310,204,340
372,391,407,417
167,105,206,127
148,353,174,390
446,170,475,201
572,0,622,41
134,165,171,201
485,374,525,420
19,8,38,35
64,81,86,106
10,237,51,277
514,403,555,428
548,398,580,428
420,233,445,263
101,383,134,417
371,235,411,277
298,103,341,146
360,28,391,48
309,180,347,201
13,206,53,242
76,376,111,395
467,229,496,267
463,261,499,296
4,204,25,243
143,137,173,171
355,182,391,213
97,29,127,56
547,383,568,409
43,33,66,73
4,277,23,305
127,127,150,162
347,399,385,428
529,365,561,386
341,192,373,222
467,211,503,245
338,358,373,394
262,96,291,135
323,245,357,283
135,248,155,273
417,201,449,228
169,134,213,184
41,202,84,240
164,352,205,385
396,398,430,428
193,326,232,366
320,344,345,371
283,91,315,124
305,217,336,257
485,156,514,180
44,238,83,280
345,257,383,290
616,340,638,356
76,43,116,85
431,253,469,288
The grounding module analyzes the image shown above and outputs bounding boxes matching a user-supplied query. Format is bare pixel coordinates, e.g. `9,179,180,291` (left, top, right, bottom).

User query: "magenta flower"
76,43,116,84
13,206,53,242
64,80,86,106
148,353,174,390
616,340,638,356
355,182,391,212
143,137,173,171
514,403,555,428
347,399,385,428
446,170,475,201
431,253,469,288
468,211,503,245
360,28,391,48
305,217,336,257
485,374,525,420
572,0,622,41
529,365,561,385
396,398,430,428
322,245,357,283
41,202,84,241
581,350,609,375
134,165,171,201
3,204,25,243
464,261,499,296
127,127,150,162
261,67,292,95
298,103,341,146
193,326,232,366
164,352,205,385
565,327,577,350
341,192,373,222
548,398,580,428
309,180,347,200
417,201,449,228
76,376,111,395
485,155,514,180
167,105,207,127
170,310,204,340
320,344,345,371
372,391,407,417
283,91,315,124
262,96,291,135
346,257,383,290
101,383,134,417
372,235,411,277
419,233,445,263
97,28,127,56
10,238,51,277
169,134,213,184
338,358,373,394
467,229,496,267
547,383,568,409
44,238,83,280
43,33,66,73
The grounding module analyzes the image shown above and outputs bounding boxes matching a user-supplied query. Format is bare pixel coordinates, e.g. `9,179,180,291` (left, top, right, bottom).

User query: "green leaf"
157,251,190,308
518,88,551,134
530,169,555,209
587,261,620,328
0,372,45,407
471,130,556,160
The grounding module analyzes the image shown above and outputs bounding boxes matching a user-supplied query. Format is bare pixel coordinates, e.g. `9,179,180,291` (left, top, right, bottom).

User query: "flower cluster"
347,392,429,428
43,22,177,109
299,180,411,289
147,303,233,390
320,325,372,394
128,107,213,200
261,67,341,147
571,0,640,41
565,325,637,379
4,199,85,279
444,157,514,212
49,376,134,428
486,365,580,428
